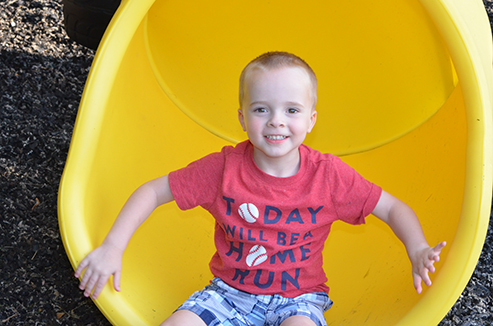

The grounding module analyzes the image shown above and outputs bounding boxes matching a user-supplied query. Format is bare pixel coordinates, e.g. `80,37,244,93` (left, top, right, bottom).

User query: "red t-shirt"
169,141,382,298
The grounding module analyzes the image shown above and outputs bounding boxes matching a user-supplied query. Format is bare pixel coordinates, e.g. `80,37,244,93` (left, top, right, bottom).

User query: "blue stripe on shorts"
175,278,333,326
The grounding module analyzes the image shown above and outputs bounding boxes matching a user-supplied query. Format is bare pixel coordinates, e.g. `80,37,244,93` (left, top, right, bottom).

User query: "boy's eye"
287,108,298,114
254,108,267,113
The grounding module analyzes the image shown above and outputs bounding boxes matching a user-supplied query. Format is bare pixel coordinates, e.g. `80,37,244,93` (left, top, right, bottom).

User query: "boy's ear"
307,110,317,133
238,108,247,131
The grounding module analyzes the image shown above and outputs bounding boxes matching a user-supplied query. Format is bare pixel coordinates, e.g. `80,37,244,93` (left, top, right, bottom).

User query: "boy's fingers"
434,241,446,252
413,274,423,294
421,272,432,286
412,242,446,294
79,269,93,290
419,265,432,286
427,262,436,274
74,259,88,278
429,241,446,262
114,271,121,292
92,277,108,299
84,275,99,297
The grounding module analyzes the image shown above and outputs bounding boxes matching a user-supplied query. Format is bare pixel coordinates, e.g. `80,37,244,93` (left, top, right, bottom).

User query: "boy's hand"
74,242,124,299
410,241,446,294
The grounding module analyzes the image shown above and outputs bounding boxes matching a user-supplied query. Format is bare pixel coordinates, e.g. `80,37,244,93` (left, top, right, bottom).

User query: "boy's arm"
371,190,446,294
74,174,174,299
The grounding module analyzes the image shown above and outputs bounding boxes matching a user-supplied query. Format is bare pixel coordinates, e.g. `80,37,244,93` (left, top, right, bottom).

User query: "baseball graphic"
238,203,259,223
246,245,268,267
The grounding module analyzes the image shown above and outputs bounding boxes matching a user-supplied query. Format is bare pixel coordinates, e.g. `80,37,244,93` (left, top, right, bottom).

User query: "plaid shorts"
175,278,332,326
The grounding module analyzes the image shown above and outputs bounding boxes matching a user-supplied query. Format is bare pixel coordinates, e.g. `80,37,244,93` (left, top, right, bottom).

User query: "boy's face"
238,66,317,169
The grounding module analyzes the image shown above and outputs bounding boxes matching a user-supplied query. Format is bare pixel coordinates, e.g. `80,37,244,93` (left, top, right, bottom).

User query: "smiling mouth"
265,135,287,140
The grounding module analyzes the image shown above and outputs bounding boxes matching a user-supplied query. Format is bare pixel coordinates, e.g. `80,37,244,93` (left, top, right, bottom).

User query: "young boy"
75,52,446,326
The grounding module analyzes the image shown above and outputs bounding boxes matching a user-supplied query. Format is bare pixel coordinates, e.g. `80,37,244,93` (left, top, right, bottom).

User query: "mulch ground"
0,0,492,325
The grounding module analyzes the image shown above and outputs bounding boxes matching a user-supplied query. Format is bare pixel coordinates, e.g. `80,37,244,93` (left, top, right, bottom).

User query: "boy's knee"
160,310,206,326
280,315,318,326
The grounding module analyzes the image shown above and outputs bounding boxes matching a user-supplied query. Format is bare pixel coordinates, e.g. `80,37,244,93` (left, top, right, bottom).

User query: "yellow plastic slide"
58,0,493,324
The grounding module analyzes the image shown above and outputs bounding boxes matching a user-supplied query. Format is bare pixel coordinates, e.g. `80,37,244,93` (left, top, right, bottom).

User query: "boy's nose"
268,112,285,127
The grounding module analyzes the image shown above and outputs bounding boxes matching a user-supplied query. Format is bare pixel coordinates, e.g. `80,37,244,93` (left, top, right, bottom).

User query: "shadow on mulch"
0,47,110,325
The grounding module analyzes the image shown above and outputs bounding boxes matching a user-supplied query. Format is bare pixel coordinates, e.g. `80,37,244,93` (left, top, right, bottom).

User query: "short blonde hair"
239,51,317,109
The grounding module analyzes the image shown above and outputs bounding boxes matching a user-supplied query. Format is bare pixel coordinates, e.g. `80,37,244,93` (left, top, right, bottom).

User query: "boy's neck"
252,148,301,178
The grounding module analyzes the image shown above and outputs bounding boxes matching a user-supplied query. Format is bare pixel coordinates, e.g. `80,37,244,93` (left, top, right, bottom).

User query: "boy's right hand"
74,242,124,299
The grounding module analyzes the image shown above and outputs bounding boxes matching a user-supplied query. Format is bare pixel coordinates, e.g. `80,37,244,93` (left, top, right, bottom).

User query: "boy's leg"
167,278,268,325
160,310,206,326
271,292,332,326
280,315,317,326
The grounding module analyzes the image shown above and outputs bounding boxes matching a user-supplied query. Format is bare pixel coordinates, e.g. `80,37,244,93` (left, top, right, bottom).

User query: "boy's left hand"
410,241,446,294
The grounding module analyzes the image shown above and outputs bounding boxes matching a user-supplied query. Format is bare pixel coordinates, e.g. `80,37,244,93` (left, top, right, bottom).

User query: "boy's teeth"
267,135,286,140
